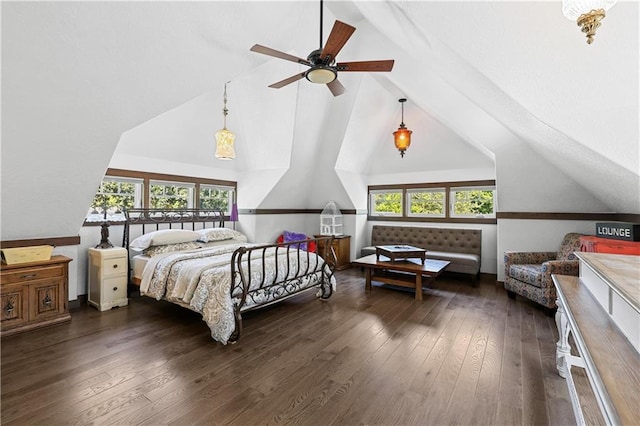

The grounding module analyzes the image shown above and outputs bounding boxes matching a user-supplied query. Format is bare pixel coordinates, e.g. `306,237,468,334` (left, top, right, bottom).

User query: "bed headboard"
122,208,226,249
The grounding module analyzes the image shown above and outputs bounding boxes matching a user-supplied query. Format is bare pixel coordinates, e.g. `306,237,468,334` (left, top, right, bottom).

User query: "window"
87,177,142,217
85,169,237,223
368,180,496,223
450,187,495,218
199,185,233,212
407,189,446,217
369,189,402,216
150,180,194,209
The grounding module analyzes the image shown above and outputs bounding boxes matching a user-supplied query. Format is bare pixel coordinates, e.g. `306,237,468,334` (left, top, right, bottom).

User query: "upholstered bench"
360,225,482,278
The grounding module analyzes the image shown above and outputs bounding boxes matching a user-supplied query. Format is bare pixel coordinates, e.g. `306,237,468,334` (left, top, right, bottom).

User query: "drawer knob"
112,264,118,269
4,300,14,315
113,287,118,292
43,294,52,306
20,273,37,279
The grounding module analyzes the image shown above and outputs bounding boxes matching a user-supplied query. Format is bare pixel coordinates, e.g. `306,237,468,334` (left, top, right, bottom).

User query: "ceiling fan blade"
327,79,346,97
337,60,395,72
250,44,311,66
320,21,356,63
268,72,306,89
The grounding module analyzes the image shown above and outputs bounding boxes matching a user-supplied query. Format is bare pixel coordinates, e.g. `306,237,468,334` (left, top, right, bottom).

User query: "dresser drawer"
102,257,127,277
1,264,64,284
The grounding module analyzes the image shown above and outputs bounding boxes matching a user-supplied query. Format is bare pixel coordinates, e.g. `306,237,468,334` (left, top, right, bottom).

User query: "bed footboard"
228,237,337,342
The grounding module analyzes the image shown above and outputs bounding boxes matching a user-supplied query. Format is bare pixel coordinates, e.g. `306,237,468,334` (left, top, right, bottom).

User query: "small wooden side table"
315,235,351,270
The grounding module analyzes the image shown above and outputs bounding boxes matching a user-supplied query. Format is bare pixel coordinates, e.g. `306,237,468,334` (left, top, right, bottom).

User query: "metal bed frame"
123,208,336,342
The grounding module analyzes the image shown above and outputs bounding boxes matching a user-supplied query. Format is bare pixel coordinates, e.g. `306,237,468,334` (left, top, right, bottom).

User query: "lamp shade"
215,128,236,160
562,0,617,20
393,126,412,157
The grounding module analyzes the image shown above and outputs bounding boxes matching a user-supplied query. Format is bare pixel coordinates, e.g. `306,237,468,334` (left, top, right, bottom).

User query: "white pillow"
130,229,200,249
196,228,246,243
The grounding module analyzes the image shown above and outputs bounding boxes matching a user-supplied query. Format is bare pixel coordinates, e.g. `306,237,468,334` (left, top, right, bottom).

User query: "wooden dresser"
315,235,351,270
1,255,72,337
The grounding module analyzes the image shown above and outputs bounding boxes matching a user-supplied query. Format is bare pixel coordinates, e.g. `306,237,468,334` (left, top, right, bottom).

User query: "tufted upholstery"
360,225,482,276
503,232,584,310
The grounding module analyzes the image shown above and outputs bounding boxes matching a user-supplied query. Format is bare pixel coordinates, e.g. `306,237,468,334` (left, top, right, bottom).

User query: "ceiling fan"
249,0,395,97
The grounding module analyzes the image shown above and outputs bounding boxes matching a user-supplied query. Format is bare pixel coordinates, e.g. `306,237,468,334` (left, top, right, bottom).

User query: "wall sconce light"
215,82,236,160
393,98,412,158
562,0,617,44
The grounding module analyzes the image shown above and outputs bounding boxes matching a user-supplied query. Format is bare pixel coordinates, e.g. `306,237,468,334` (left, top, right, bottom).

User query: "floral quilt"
139,243,335,344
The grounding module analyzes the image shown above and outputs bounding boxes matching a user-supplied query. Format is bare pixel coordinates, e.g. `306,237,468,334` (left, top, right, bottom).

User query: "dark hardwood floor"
2,269,590,425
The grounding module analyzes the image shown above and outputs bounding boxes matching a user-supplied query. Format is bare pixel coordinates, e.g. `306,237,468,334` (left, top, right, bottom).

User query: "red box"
580,236,640,255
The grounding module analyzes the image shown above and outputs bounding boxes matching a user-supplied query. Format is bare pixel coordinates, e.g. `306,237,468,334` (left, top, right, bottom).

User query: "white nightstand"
88,247,128,311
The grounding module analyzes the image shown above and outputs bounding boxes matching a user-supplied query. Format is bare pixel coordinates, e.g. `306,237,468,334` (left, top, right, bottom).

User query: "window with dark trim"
85,168,237,224
368,180,496,224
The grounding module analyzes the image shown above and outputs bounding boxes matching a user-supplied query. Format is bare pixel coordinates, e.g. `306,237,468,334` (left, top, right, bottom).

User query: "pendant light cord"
222,82,230,128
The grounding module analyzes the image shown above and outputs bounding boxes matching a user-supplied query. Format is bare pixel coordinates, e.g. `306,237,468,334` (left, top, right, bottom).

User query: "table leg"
365,268,372,292
415,273,423,301
555,298,571,379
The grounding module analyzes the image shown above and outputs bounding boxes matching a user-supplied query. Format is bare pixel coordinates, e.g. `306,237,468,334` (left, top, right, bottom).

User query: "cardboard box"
595,222,640,242
1,245,54,265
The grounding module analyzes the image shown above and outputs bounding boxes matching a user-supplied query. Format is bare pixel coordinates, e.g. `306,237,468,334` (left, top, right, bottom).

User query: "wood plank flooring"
1,269,588,425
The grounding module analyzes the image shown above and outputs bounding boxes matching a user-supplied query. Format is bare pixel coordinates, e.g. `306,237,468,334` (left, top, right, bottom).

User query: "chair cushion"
509,264,543,288
425,251,480,275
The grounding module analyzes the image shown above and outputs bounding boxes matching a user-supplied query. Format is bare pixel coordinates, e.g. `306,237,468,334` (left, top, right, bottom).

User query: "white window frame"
199,184,235,214
149,180,195,209
449,186,496,218
369,189,403,217
87,177,143,220
406,188,446,218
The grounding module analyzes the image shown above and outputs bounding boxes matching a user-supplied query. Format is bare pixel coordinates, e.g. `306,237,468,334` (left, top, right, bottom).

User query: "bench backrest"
371,225,482,257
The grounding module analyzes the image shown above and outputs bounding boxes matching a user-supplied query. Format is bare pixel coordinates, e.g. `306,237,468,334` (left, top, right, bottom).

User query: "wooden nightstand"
1,255,72,337
315,235,351,270
88,247,128,311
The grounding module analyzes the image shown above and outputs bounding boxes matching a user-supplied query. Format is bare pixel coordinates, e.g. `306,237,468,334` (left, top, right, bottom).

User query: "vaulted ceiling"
1,1,638,240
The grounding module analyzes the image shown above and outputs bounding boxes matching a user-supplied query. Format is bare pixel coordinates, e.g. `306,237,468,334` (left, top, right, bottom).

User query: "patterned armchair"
504,233,585,311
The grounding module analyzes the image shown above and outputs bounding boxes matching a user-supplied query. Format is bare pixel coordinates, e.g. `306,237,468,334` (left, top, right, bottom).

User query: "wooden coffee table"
352,254,450,301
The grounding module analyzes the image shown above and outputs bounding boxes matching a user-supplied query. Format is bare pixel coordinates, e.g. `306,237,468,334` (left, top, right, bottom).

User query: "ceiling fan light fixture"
306,66,337,84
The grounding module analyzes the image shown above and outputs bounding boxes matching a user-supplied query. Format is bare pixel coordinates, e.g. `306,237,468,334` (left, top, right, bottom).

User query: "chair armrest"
540,259,580,288
504,251,558,281
504,251,558,265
